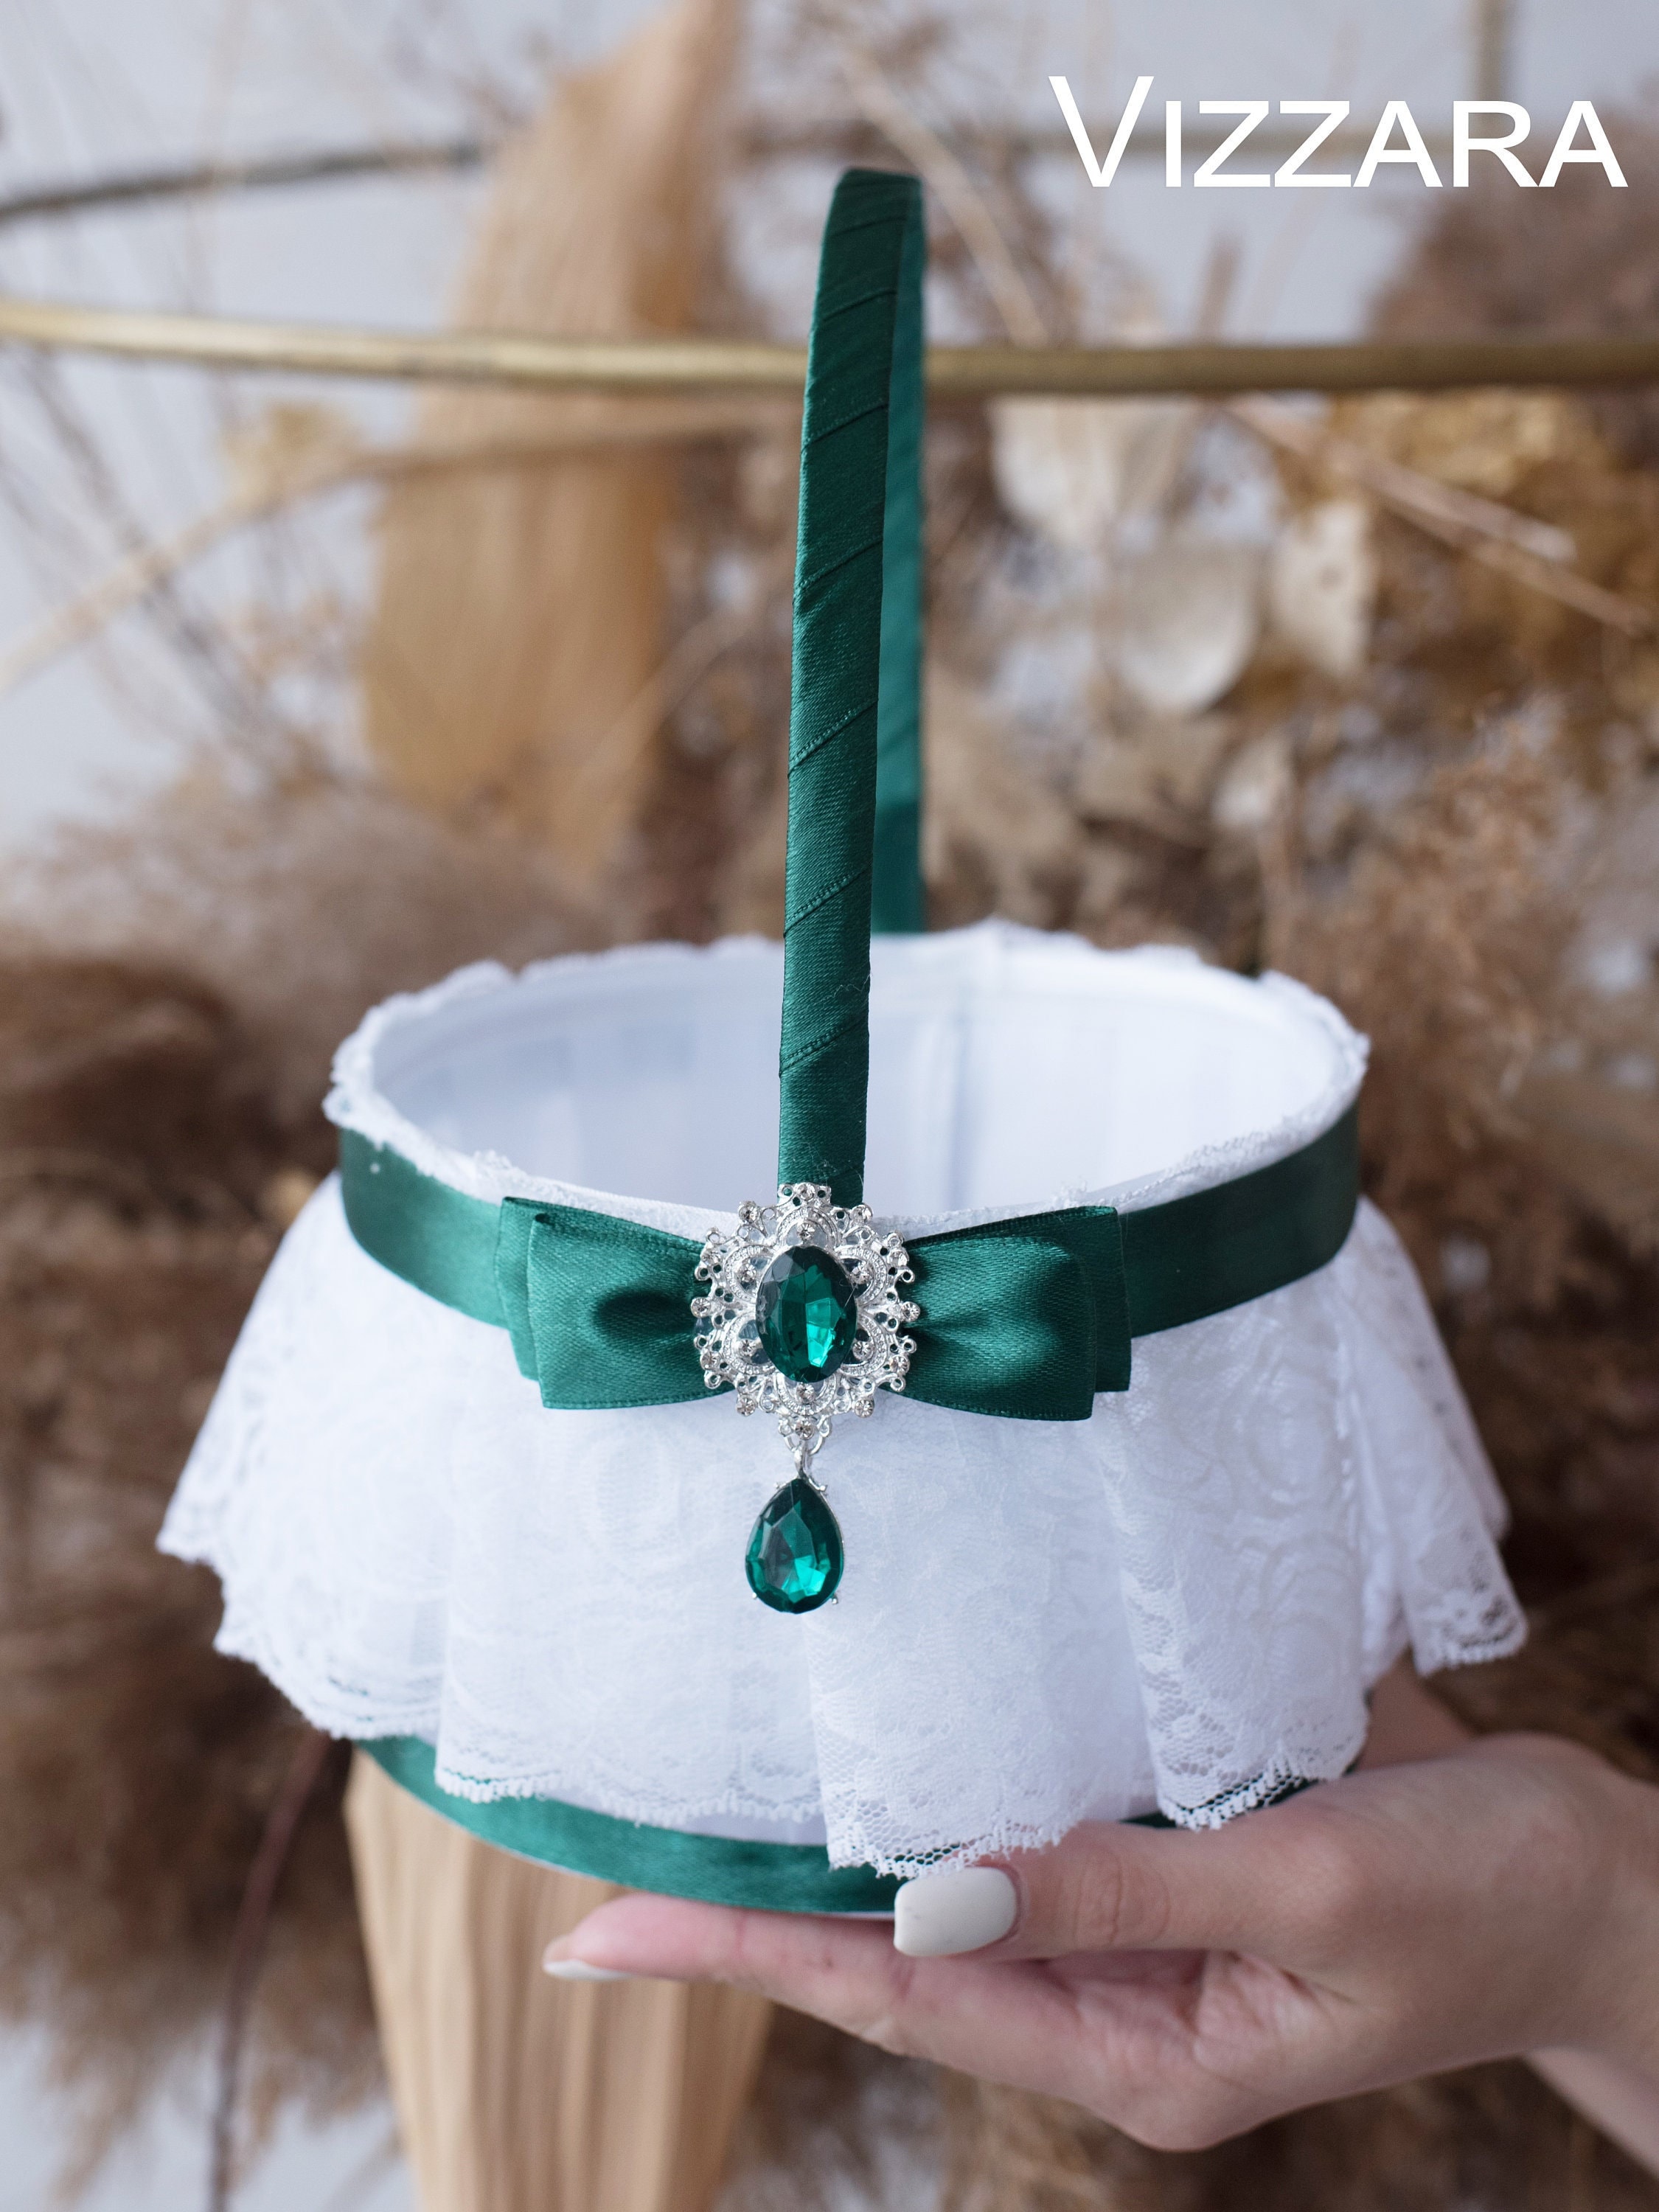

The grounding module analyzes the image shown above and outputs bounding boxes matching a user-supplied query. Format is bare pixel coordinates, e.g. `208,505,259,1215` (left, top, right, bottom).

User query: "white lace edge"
184,1566,1523,1877
323,922,1370,1239
1399,1615,1529,1679
175,1571,841,1832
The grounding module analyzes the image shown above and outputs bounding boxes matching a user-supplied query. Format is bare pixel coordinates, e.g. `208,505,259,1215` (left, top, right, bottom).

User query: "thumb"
900,1799,1352,1964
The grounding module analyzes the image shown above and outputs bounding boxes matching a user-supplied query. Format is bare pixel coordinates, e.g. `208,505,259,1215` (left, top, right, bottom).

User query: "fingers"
541,1890,1305,2147
979,1806,1336,1965
535,1743,1658,2157
542,1891,1098,2092
545,1891,894,2005
551,1791,1368,1995
549,1779,1391,1992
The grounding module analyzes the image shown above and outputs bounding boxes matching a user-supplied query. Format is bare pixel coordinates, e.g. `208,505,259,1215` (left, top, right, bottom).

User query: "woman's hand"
544,1708,1659,2154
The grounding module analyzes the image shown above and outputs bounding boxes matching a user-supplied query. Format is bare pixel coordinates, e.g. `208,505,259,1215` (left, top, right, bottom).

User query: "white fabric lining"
326,922,1367,1235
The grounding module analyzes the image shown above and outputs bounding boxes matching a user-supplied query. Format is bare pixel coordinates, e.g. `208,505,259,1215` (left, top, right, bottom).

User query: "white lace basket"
162,170,1521,1907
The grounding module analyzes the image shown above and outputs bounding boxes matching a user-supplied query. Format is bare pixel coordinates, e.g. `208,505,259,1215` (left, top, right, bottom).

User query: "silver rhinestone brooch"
692,1185,919,1613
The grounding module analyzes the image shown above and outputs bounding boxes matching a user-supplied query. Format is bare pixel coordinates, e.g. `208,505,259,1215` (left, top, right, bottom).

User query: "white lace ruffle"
161,923,1523,1878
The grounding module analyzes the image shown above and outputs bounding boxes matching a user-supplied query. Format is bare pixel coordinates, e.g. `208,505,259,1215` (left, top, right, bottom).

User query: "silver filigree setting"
692,1183,919,1473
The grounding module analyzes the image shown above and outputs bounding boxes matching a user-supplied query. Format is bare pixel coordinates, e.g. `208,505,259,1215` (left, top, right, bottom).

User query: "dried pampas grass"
1273,731,1578,1301
0,773,586,2184
361,0,740,898
1374,114,1659,470
0,952,366,2183
3,771,589,1135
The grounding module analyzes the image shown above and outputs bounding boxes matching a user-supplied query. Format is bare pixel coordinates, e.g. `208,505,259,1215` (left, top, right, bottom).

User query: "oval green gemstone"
754,1245,858,1382
745,1477,844,1613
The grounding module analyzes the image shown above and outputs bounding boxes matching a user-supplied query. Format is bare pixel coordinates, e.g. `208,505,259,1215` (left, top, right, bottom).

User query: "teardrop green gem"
755,1245,858,1382
744,1477,844,1613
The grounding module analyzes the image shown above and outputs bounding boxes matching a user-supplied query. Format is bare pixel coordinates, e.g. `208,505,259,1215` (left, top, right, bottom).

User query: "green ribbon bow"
342,1134,1130,1417
340,1108,1358,1422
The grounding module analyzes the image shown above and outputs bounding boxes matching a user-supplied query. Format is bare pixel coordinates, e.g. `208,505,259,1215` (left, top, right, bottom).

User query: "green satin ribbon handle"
872,182,925,937
779,171,926,1206
339,1106,1358,1420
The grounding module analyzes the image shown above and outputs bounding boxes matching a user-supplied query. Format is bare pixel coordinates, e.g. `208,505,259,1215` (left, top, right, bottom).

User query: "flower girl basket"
164,172,1523,1930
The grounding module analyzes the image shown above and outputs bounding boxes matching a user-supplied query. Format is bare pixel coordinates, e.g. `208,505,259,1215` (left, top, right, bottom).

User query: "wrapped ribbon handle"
777,170,925,1207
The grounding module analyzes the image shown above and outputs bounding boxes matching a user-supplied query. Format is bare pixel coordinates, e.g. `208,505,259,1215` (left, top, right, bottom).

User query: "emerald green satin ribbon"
779,172,927,1207
361,1739,1216,1915
363,1737,901,1913
338,1103,1357,1419
905,1205,1131,1415
871,178,925,939
494,1189,707,1408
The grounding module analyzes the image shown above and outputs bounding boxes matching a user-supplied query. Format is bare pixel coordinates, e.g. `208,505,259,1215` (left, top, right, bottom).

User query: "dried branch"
571,541,796,812
0,127,1469,232
0,140,493,231
1231,396,1573,562
741,118,1458,165
12,351,305,754
837,46,1048,344
1234,395,1655,636
842,62,1648,645
0,403,793,701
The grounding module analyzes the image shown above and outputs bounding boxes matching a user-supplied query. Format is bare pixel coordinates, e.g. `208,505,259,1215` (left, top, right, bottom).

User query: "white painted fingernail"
543,1952,631,1982
893,1866,1018,1957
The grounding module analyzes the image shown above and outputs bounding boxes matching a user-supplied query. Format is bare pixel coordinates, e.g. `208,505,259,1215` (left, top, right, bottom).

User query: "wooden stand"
345,1753,773,2212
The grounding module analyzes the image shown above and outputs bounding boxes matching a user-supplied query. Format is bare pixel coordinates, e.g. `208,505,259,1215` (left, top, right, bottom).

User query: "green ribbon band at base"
364,1739,1353,1913
363,1736,902,1913
337,1101,1358,1421
359,1737,1224,1912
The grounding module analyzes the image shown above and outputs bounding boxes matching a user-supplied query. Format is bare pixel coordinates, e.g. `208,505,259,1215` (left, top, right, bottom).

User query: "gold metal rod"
1,294,1658,397
0,299,805,392
929,337,1659,397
